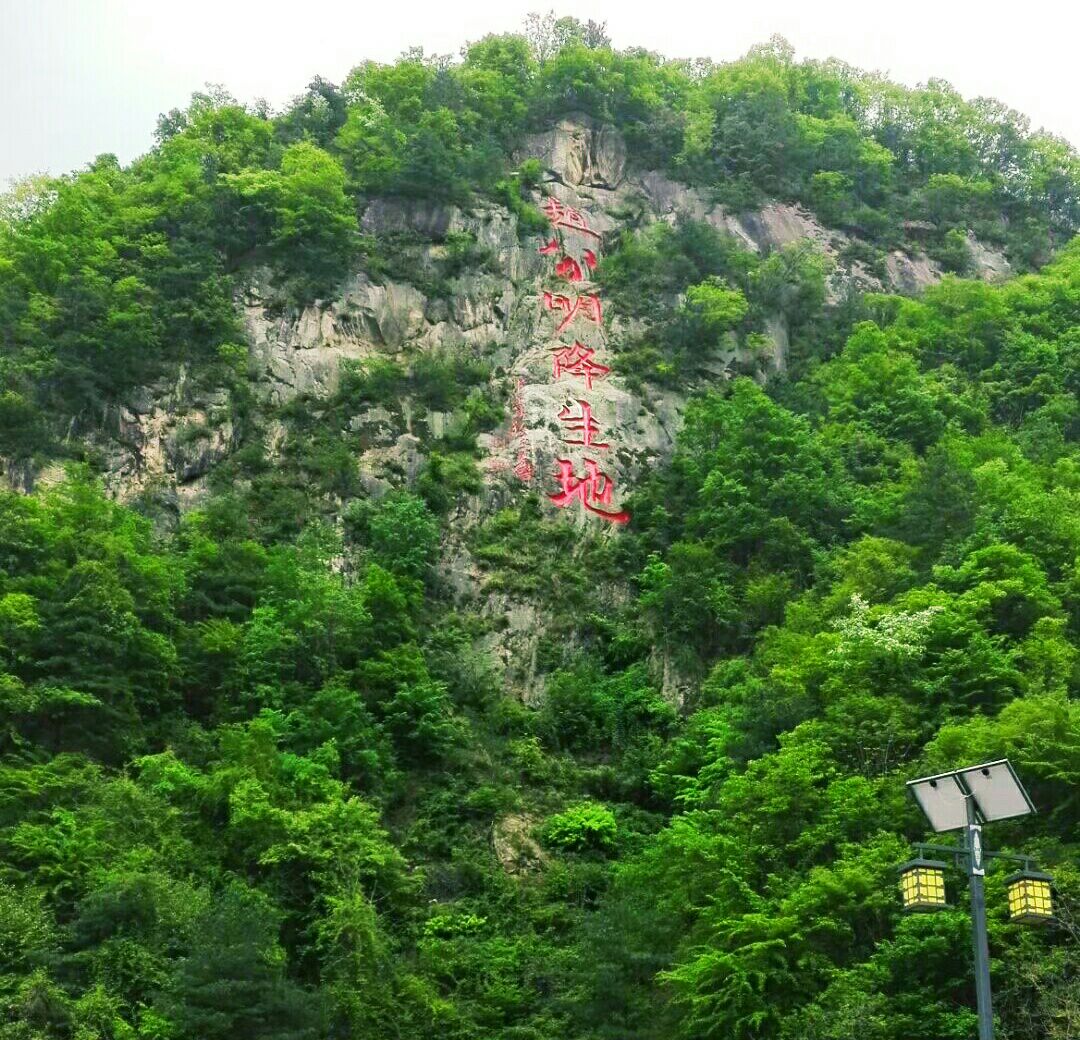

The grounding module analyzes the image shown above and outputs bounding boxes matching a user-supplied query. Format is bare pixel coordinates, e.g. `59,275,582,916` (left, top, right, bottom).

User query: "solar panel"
908,770,970,832
958,760,1036,823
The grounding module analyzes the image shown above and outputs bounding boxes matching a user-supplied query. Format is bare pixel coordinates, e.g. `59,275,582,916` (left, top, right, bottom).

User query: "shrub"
542,802,618,854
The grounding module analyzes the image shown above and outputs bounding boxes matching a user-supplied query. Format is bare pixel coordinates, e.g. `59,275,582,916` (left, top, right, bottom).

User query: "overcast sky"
3,0,1079,185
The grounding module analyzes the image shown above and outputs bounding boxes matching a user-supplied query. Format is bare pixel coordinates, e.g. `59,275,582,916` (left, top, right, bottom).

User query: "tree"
158,884,319,1040
524,12,610,61
225,142,356,300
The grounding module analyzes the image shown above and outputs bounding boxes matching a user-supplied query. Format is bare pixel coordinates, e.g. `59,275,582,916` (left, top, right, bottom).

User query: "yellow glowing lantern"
1006,869,1053,924
899,857,949,911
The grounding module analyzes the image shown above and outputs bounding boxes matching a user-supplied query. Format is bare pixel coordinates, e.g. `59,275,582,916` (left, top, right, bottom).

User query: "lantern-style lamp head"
1006,869,1053,924
899,857,949,911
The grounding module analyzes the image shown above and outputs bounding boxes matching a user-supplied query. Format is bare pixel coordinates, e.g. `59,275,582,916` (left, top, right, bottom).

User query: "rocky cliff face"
12,116,1014,699
76,116,1010,515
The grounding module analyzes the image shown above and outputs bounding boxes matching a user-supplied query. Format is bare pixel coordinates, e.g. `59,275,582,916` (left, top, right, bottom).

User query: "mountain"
1,23,1079,1040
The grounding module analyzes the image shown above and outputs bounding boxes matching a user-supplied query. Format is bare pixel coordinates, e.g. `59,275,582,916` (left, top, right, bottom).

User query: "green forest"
2,16,1080,1040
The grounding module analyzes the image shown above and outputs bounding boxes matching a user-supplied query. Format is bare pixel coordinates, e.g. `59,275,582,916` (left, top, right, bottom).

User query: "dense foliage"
2,15,1080,1040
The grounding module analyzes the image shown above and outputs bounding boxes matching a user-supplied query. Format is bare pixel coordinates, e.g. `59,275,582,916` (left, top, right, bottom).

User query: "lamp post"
964,791,994,1040
901,760,1053,1040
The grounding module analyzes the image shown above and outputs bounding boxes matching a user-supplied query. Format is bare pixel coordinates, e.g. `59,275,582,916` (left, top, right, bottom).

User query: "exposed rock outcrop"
967,233,1012,282
885,250,942,294
361,197,459,238
3,116,1023,694
492,813,546,874
15,117,1008,509
527,114,627,189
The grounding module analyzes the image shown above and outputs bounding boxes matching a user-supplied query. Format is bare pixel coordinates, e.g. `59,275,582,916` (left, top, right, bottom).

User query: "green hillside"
1,19,1079,1040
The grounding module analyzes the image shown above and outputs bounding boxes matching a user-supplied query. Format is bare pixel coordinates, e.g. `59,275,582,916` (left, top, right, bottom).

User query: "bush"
928,227,974,274
542,802,618,854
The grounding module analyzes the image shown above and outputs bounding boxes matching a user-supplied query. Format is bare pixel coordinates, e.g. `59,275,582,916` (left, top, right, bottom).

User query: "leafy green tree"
225,142,356,300
158,884,319,1040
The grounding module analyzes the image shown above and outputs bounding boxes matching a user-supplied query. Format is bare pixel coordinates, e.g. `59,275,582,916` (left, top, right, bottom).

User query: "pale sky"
2,0,1079,185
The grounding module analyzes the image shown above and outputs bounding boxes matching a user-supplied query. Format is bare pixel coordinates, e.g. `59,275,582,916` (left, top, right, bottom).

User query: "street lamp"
898,855,949,911
1005,868,1054,924
902,759,1053,1040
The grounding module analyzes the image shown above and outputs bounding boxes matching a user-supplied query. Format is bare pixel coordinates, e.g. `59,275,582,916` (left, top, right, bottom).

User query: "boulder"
967,233,1013,283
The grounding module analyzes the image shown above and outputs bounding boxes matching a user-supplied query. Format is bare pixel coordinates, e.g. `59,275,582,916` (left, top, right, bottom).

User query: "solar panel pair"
906,760,1035,833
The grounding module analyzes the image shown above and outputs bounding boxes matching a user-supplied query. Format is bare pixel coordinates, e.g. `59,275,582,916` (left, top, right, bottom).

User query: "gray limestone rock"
966,233,1013,283
885,250,943,294
360,197,459,238
165,420,236,483
523,114,627,189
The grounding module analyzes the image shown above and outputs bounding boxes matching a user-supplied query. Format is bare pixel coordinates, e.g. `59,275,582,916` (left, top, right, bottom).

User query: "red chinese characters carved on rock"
539,240,596,278
548,459,630,524
554,255,584,282
542,197,602,238
542,291,603,335
558,399,608,449
538,191,630,524
551,341,610,390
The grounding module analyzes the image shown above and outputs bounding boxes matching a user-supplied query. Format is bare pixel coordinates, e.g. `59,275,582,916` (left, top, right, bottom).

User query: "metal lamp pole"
964,792,994,1040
